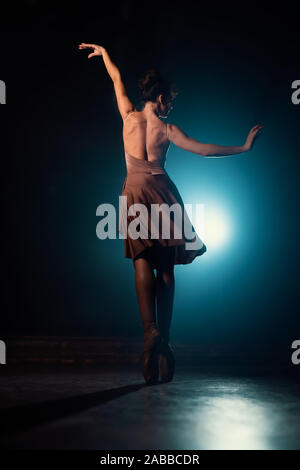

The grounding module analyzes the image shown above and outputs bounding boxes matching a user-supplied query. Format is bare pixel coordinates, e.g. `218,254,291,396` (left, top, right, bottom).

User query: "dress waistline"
124,151,167,175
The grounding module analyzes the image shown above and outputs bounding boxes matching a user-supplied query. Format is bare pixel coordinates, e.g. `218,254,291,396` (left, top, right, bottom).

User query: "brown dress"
118,110,207,269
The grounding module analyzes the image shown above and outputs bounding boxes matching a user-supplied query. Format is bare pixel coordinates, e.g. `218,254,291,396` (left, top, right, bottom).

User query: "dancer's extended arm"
167,123,264,157
78,43,135,120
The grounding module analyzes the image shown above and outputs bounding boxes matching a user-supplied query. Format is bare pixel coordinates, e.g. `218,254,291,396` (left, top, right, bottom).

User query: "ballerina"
79,42,264,385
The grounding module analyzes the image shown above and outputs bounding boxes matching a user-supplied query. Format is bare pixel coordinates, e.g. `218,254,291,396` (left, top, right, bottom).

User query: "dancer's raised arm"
78,43,135,120
167,123,264,157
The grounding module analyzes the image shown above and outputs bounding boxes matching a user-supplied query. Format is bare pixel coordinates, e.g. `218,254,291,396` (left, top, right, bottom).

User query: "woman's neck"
143,101,159,117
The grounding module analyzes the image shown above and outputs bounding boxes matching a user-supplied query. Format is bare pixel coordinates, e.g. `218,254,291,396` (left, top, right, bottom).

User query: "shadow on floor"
0,382,149,434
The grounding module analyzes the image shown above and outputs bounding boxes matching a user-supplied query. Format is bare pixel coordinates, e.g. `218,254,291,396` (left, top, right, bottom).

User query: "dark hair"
137,67,179,105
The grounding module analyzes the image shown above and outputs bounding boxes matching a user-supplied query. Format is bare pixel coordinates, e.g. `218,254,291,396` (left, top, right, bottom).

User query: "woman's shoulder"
123,109,136,121
124,109,149,123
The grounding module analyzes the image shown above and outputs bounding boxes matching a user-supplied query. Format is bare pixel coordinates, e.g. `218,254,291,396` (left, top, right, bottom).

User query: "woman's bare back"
123,110,170,163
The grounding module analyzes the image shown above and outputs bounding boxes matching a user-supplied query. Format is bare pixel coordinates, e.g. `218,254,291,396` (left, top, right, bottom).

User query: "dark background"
1,1,299,351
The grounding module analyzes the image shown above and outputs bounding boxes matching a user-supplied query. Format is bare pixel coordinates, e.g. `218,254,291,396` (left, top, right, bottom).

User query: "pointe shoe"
140,328,162,385
158,339,175,383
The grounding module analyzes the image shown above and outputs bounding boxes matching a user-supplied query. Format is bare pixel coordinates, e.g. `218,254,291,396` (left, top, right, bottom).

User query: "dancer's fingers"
83,43,97,48
79,43,94,49
251,124,264,133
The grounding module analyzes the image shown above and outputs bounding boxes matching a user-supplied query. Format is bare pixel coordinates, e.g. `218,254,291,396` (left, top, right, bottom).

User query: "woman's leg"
155,248,176,382
133,253,158,340
155,248,175,342
133,251,162,384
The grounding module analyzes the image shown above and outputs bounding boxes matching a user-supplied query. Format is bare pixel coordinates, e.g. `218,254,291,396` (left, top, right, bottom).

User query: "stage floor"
0,364,299,450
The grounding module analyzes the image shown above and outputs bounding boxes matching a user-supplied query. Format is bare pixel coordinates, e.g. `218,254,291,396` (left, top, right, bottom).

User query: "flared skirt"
118,171,207,268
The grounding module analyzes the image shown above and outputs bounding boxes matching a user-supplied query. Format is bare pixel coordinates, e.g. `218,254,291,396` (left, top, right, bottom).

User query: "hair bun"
137,67,179,105
138,67,161,91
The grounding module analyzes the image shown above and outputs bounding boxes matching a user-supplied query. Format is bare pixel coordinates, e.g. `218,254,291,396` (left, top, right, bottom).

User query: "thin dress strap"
166,123,169,139
123,110,135,122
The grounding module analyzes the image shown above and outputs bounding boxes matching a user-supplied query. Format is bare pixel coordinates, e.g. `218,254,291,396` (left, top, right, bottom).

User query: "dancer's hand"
244,124,264,151
78,43,106,59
